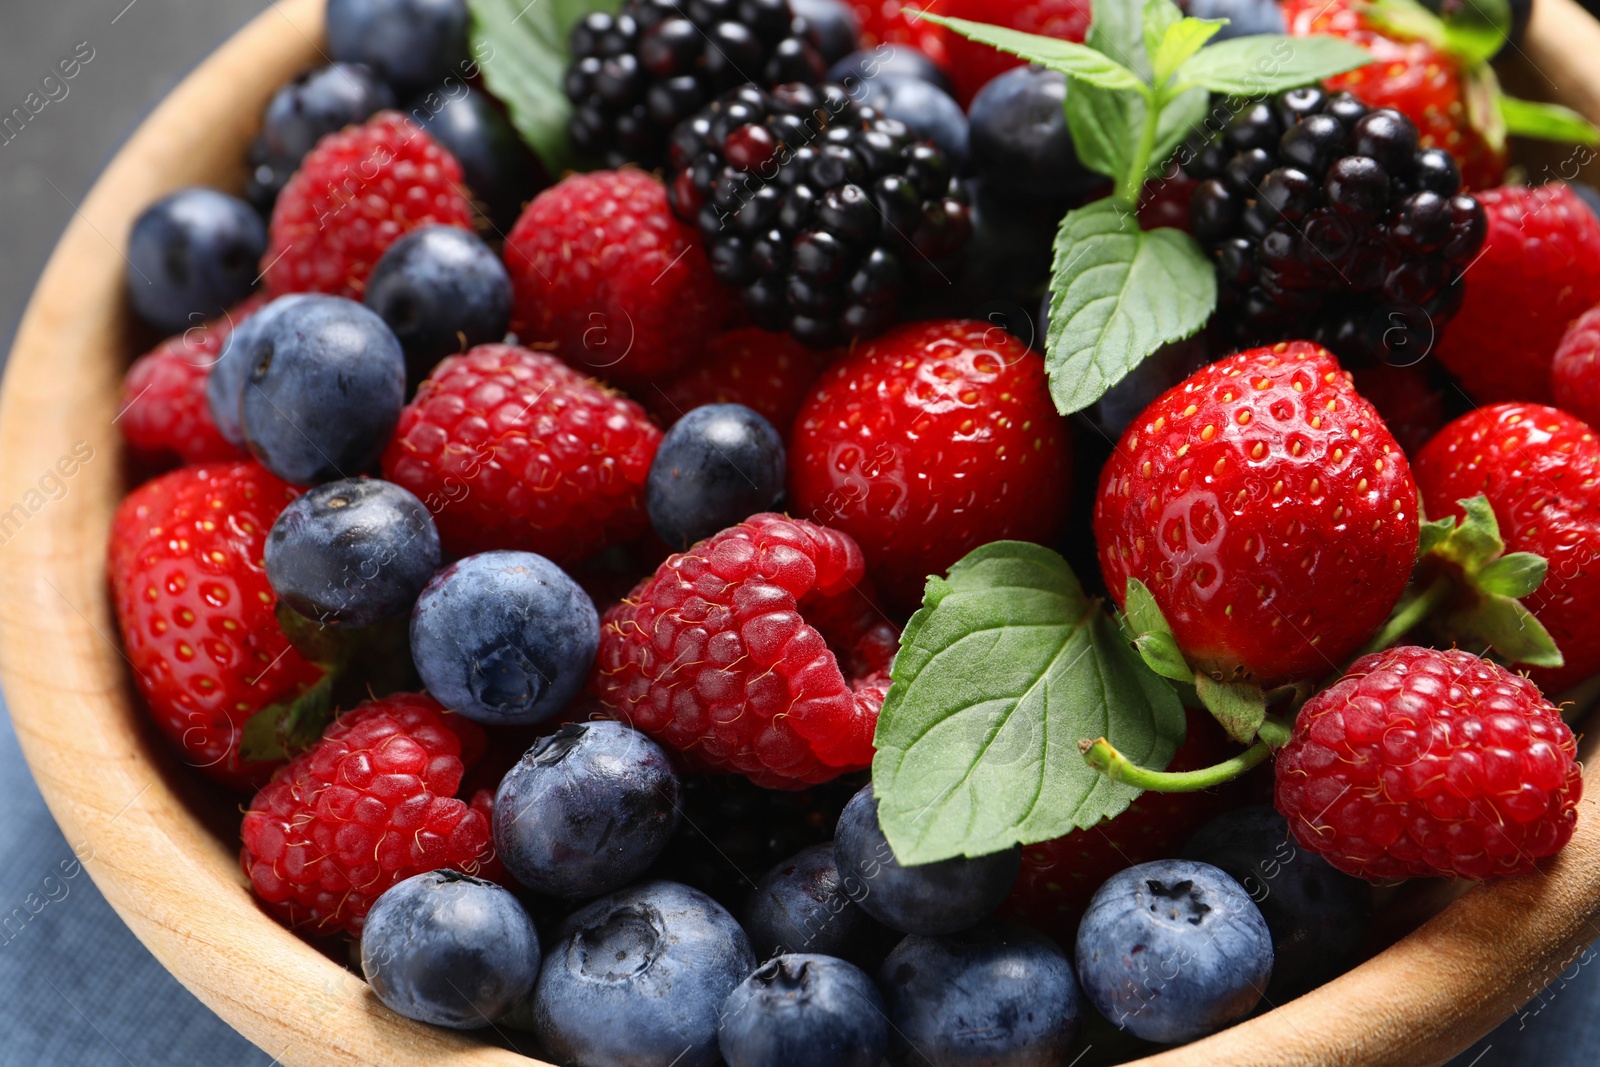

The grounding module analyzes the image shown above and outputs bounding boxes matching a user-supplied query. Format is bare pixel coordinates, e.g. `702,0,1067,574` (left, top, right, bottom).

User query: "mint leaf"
1149,16,1225,87
1193,674,1267,744
1087,0,1152,77
920,15,1145,90
1141,0,1186,66
1045,199,1215,414
1173,35,1371,96
873,542,1185,864
1154,85,1212,166
1065,84,1144,185
1500,97,1600,146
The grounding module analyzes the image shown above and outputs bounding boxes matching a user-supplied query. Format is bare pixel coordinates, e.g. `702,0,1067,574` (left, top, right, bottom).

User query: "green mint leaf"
1065,83,1144,185
1150,16,1226,87
1476,552,1549,600
1154,85,1213,167
467,0,623,175
1500,96,1600,146
1142,0,1187,66
920,15,1146,90
873,542,1186,865
1193,674,1267,744
1088,0,1153,78
1045,199,1216,414
1172,35,1371,96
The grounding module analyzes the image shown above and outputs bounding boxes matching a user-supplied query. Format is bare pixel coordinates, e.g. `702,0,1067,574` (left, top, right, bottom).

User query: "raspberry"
592,513,897,789
939,0,1091,107
645,325,832,430
240,693,492,935
263,111,475,300
850,0,950,65
504,170,730,388
380,343,661,562
1274,646,1581,881
1552,306,1600,426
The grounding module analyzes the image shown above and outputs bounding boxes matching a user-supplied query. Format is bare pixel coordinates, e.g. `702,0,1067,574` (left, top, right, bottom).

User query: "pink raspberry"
1550,304,1600,427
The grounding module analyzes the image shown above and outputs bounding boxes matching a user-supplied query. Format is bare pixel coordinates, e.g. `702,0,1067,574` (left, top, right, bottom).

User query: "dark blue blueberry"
494,721,681,900
646,404,786,550
1075,859,1273,1044
1080,328,1213,439
828,46,952,96
360,869,541,1029
1181,806,1372,1000
264,477,440,627
742,844,889,965
364,225,512,386
126,187,266,335
407,85,548,232
410,550,599,725
967,66,1099,202
790,0,861,65
246,63,394,211
1185,0,1286,40
849,75,968,169
208,294,311,446
832,785,1019,936
326,0,471,91
532,880,757,1067
878,920,1080,1066
233,295,406,485
719,954,886,1067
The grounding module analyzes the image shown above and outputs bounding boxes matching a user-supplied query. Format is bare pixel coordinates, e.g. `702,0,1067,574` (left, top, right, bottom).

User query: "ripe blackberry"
565,0,826,169
1183,89,1486,365
666,83,971,346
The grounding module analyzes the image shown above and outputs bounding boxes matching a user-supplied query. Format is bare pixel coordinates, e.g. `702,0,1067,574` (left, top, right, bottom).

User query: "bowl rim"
4,1,1600,1065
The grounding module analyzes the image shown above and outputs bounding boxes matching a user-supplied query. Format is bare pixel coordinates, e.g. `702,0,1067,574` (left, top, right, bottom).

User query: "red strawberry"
1095,342,1420,687
939,0,1091,106
1550,304,1600,427
108,462,323,790
787,319,1074,613
645,326,833,431
850,0,950,67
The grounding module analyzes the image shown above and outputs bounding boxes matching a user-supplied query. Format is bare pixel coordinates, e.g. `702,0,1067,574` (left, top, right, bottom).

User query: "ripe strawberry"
645,326,833,432
1413,402,1600,692
1550,304,1600,427
939,0,1091,107
787,319,1074,614
1275,646,1581,881
108,462,323,790
850,0,950,67
380,343,661,563
1095,342,1420,687
263,111,475,300
1434,184,1600,405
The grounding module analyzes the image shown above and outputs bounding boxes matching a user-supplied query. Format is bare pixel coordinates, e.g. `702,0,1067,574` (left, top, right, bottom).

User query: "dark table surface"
0,2,1596,1064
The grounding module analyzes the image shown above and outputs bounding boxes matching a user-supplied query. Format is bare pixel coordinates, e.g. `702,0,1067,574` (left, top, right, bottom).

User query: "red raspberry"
1275,646,1581,881
240,693,493,935
1096,342,1420,687
264,112,475,300
119,296,263,469
504,170,731,390
850,0,950,66
646,326,832,431
592,514,898,789
1434,184,1600,404
939,0,1091,106
787,320,1073,614
380,343,661,562
1550,304,1600,427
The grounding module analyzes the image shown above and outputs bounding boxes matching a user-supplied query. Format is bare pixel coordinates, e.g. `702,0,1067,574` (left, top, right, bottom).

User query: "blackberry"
565,0,826,169
1183,90,1486,366
666,83,971,346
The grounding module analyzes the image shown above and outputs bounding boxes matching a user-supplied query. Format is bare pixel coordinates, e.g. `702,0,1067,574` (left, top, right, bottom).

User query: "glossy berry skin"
1076,860,1273,1044
364,225,512,386
878,920,1080,1066
265,477,440,627
264,112,476,300
126,187,266,335
646,326,830,431
241,693,493,934
409,85,548,232
647,404,787,550
411,550,599,726
833,786,1020,936
790,0,862,63
742,843,887,963
326,0,470,90
1435,184,1600,404
531,880,757,1067
504,170,729,388
846,2,950,67
827,46,952,95
245,63,395,211
594,514,898,788
493,721,681,899
939,0,1091,107
1552,306,1600,427
108,462,322,790
719,954,887,1067
1095,343,1420,687
361,870,541,1028
967,66,1097,203
850,75,969,169
1185,0,1285,39
1413,403,1600,691
1274,646,1582,880
381,344,661,562
207,295,313,447
789,320,1073,613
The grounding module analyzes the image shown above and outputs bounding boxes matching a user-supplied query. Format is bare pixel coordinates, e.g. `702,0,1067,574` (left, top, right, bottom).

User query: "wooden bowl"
5,1,1600,1064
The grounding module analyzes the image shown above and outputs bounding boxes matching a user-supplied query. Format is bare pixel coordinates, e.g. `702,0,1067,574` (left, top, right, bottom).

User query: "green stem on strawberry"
1078,716,1293,792
1350,573,1454,662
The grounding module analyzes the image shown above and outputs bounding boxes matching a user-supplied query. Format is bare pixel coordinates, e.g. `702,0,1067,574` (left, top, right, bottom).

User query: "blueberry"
742,843,889,964
828,46,952,95
878,920,1080,1066
647,404,786,550
1181,806,1372,1000
532,880,757,1067
364,226,512,386
967,66,1098,202
1075,859,1273,1043
832,786,1020,936
208,294,310,446
849,76,968,169
360,870,541,1029
719,954,886,1067
494,721,681,900
232,295,406,485
246,63,394,211
126,187,266,335
410,550,599,725
1079,328,1213,439
1185,0,1286,39
407,86,548,232
326,0,470,91
789,0,861,65
265,478,440,627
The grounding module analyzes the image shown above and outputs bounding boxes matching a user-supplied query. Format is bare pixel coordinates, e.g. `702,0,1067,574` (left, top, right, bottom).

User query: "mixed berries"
104,0,1600,1061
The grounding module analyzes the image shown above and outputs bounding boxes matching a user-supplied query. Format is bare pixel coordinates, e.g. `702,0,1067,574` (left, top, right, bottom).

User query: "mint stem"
1078,715,1292,792
1116,87,1161,207
1351,573,1453,662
